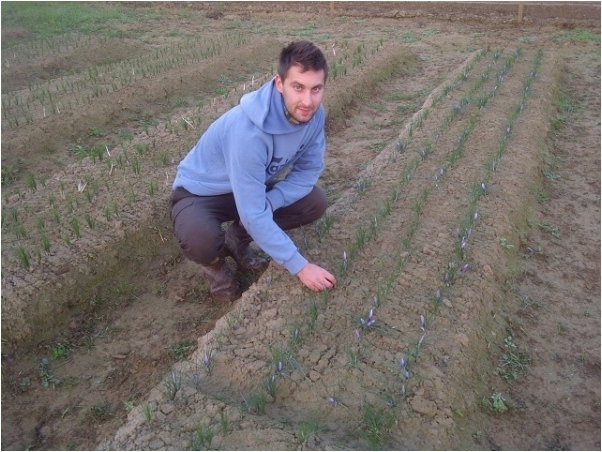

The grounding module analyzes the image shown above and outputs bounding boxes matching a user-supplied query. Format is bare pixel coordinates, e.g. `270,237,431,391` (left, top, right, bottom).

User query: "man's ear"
275,74,284,94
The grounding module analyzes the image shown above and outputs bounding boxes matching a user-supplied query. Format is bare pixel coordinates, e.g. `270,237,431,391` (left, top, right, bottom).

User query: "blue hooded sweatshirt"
173,77,325,275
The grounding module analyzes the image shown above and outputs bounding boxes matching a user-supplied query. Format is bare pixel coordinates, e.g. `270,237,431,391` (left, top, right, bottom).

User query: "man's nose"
301,90,312,105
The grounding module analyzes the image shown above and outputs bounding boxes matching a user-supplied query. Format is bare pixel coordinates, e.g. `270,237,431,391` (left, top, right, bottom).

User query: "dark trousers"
169,185,327,266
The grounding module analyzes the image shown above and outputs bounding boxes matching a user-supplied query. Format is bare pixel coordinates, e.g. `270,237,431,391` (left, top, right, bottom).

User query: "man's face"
275,64,326,123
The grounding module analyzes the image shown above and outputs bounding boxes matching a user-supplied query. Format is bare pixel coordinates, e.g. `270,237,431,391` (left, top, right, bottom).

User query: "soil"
1,2,600,451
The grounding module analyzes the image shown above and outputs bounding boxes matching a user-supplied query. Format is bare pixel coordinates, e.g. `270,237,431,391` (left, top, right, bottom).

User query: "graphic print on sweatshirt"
267,142,306,177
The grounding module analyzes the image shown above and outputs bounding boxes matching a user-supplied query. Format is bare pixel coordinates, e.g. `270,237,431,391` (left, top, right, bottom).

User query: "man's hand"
297,263,336,292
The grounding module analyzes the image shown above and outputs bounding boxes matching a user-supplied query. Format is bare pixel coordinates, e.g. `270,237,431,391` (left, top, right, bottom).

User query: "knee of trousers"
176,227,224,266
304,186,328,222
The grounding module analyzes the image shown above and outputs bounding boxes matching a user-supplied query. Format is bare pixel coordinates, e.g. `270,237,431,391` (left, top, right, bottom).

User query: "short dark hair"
278,41,328,81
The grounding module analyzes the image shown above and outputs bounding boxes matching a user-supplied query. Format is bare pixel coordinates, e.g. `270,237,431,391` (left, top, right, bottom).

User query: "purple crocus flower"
277,361,283,373
420,314,426,330
461,263,469,272
400,357,405,368
405,370,410,380
355,329,361,341
329,397,336,404
435,289,441,300
444,272,450,284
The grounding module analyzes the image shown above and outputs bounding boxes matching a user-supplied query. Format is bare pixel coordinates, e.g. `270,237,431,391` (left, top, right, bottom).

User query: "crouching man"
169,41,336,302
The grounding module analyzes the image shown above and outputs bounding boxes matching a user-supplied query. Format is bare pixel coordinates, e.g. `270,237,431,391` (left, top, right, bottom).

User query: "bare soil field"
1,2,600,450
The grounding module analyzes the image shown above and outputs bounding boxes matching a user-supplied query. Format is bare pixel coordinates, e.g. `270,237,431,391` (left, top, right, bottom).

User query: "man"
170,41,337,302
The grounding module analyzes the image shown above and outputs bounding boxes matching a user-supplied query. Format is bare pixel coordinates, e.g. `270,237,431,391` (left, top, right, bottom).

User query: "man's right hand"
296,263,336,292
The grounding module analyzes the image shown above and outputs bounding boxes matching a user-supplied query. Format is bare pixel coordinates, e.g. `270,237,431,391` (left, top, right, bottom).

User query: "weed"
70,218,81,238
38,358,60,387
190,424,214,450
50,342,72,360
135,142,148,155
88,126,105,137
1,164,19,186
538,222,560,238
15,245,30,269
84,213,96,229
41,235,51,253
557,323,569,335
117,129,134,142
143,403,153,426
308,300,319,333
553,29,601,43
124,400,135,413
498,237,514,249
296,415,325,445
241,390,267,414
489,392,509,414
346,346,363,369
167,340,195,361
360,402,395,450
164,371,181,400
543,168,560,181
26,173,37,191
220,409,232,435
90,400,113,420
356,176,370,197
493,336,530,383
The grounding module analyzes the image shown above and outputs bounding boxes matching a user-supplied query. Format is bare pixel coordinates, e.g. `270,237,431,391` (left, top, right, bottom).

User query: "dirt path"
1,3,599,451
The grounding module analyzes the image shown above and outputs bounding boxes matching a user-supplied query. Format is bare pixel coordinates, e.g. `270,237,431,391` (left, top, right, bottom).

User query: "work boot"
224,222,269,272
200,256,241,302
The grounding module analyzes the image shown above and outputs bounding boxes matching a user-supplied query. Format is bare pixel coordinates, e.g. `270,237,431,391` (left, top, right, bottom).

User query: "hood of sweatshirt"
239,78,307,135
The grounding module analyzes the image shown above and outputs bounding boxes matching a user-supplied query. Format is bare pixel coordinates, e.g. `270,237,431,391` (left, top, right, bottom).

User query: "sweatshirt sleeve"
223,121,308,275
